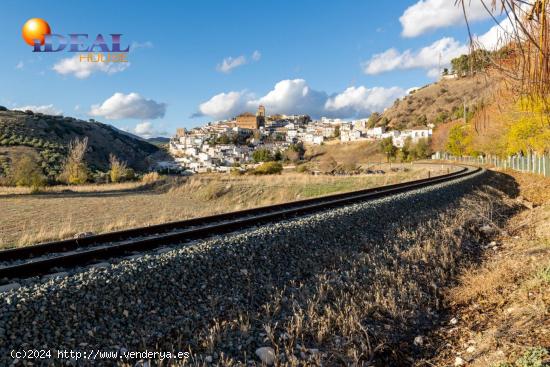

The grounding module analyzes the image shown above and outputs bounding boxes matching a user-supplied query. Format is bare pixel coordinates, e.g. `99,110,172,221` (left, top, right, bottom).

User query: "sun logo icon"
22,18,51,46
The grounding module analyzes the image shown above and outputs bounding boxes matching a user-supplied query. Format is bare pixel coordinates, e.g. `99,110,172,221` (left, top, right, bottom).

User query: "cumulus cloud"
400,0,490,37
195,91,252,120
325,86,406,117
252,79,328,117
362,37,468,76
53,55,129,79
216,51,262,73
195,79,404,120
475,16,520,50
133,121,166,138
89,93,166,120
15,61,24,70
14,104,62,115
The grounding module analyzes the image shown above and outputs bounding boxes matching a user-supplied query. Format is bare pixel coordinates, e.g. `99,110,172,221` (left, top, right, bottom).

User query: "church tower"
256,105,266,127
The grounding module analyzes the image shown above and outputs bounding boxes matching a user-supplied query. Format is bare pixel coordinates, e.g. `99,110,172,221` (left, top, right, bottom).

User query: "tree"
283,143,305,162
414,138,432,159
504,97,550,155
416,114,428,126
252,148,273,162
59,137,88,184
401,137,414,161
378,117,389,128
446,125,470,156
109,154,128,183
367,112,381,128
9,154,46,191
380,137,397,162
333,125,340,138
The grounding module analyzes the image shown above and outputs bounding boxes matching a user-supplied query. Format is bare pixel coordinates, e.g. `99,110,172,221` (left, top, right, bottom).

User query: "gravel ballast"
0,169,488,366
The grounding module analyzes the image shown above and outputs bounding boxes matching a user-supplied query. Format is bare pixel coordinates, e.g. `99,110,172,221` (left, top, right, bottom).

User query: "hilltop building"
235,105,266,130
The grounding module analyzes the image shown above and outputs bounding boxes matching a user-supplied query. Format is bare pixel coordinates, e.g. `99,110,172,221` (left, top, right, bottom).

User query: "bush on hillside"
252,148,273,163
254,161,283,175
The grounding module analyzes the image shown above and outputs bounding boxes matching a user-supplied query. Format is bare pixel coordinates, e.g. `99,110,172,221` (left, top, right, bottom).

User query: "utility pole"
463,97,467,124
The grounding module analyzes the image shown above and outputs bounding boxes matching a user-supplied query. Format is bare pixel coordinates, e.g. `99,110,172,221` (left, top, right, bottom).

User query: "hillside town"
167,105,433,173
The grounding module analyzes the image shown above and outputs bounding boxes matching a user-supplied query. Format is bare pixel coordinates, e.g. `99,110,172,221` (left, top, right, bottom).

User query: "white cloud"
400,0,491,38
134,121,154,136
362,37,468,76
196,79,404,120
325,86,406,116
252,50,262,61
133,121,167,138
252,79,328,117
196,91,251,120
53,55,130,79
89,92,166,120
216,51,262,73
14,104,62,115
216,56,247,73
475,16,519,50
15,61,24,70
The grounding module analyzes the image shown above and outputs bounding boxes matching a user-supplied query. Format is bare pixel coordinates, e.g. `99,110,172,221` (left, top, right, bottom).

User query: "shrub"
254,161,283,175
295,164,309,173
252,148,273,163
9,154,46,191
109,154,128,183
58,137,88,184
142,172,161,184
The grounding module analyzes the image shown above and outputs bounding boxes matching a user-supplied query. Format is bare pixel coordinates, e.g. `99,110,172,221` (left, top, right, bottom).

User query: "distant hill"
0,109,169,179
379,74,499,130
146,137,170,146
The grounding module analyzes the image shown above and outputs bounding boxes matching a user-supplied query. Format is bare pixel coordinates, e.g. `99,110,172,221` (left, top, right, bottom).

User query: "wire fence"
432,152,550,177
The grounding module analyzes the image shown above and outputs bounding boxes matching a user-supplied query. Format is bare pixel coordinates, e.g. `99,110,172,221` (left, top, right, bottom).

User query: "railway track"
0,164,481,281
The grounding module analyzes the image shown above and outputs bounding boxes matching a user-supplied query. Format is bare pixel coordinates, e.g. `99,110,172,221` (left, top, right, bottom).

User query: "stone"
0,283,20,293
255,347,275,365
466,346,476,353
413,336,424,346
74,232,94,239
205,355,213,363
454,357,464,366
43,272,68,280
450,317,458,325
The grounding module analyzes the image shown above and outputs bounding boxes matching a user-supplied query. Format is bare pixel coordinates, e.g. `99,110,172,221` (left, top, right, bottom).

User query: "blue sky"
0,0,503,137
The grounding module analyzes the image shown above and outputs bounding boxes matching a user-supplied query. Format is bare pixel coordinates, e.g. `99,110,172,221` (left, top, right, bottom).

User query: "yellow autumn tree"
504,97,550,155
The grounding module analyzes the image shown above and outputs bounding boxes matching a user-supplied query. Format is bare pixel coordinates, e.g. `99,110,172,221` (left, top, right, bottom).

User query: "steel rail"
0,165,480,280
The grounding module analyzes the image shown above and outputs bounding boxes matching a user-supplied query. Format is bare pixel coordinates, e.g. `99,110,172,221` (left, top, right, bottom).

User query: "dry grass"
304,140,386,165
0,165,447,248
425,171,550,367
0,181,147,195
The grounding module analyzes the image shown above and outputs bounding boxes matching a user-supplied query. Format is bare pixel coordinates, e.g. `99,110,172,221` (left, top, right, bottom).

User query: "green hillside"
0,108,168,180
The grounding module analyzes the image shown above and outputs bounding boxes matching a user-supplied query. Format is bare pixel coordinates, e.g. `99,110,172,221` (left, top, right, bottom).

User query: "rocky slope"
380,74,498,130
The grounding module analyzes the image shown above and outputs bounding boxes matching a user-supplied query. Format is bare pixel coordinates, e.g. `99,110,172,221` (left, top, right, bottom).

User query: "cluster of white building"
166,114,432,173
